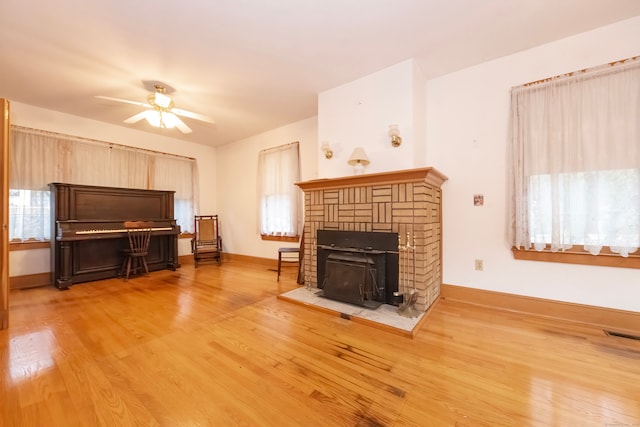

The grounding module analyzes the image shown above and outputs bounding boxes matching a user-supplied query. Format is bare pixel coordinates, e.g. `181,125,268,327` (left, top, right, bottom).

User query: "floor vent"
604,330,640,341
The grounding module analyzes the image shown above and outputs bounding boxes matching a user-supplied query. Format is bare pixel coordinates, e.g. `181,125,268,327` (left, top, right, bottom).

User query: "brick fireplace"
296,167,447,312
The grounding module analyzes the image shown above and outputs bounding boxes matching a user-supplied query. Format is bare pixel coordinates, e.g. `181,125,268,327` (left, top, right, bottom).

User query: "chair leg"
119,257,127,278
277,251,282,281
141,257,149,276
124,257,132,281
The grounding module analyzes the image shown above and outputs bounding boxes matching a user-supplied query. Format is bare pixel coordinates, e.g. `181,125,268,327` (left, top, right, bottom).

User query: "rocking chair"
192,215,222,267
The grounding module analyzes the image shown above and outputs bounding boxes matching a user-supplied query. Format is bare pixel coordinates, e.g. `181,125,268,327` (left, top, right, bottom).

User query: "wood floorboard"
1,260,639,426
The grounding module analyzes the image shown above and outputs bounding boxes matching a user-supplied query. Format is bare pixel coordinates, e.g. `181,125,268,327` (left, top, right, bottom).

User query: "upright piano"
50,183,180,289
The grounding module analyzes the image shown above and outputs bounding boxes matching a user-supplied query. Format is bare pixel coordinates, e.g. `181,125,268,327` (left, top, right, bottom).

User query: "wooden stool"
277,247,300,281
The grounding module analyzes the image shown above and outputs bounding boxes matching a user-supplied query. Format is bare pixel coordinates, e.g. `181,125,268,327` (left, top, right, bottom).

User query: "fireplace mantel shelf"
295,167,448,191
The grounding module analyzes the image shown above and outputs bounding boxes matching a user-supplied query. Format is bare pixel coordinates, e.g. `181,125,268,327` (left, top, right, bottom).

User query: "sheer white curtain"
257,142,300,237
9,127,197,240
10,131,62,190
9,131,60,241
508,58,640,256
152,156,197,233
63,140,150,188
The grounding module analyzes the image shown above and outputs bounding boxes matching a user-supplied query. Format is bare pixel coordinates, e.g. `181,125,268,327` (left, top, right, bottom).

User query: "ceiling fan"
96,84,214,134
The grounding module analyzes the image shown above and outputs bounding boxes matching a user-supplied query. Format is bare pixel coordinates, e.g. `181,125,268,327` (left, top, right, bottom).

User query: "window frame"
257,142,301,240
508,58,640,266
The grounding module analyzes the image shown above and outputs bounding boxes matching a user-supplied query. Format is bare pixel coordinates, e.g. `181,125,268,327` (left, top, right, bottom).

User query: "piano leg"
56,241,73,290
56,280,71,290
167,234,180,271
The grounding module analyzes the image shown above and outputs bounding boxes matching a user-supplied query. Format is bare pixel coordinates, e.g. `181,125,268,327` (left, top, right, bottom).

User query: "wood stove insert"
316,230,399,308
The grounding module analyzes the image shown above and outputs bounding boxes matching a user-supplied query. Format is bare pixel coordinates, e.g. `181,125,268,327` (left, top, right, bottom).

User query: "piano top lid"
57,219,176,223
49,182,176,194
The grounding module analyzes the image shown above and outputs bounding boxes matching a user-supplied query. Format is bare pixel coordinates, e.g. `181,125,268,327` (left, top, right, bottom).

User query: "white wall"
9,102,217,275
412,61,427,165
215,116,317,260
318,59,421,178
426,16,640,312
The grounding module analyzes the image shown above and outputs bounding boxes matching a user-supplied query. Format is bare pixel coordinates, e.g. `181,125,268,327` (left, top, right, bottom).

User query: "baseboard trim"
441,284,640,334
221,253,276,268
179,253,274,268
178,254,194,265
180,252,274,267
10,272,51,289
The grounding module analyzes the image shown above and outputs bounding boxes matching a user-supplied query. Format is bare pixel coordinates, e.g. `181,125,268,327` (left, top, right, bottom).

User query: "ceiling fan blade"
95,95,151,109
171,107,215,124
174,116,192,134
123,111,147,124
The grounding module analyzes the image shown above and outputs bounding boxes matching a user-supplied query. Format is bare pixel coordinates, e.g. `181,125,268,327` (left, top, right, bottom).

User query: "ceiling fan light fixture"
144,109,178,129
153,91,173,109
161,111,179,128
98,82,209,134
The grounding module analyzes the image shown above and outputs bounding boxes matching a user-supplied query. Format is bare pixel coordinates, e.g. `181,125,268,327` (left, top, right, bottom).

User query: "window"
8,189,50,242
9,127,197,242
257,142,301,238
508,58,640,260
528,169,639,255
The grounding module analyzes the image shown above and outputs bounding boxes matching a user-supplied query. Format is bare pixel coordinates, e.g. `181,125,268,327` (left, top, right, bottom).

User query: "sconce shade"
347,147,370,166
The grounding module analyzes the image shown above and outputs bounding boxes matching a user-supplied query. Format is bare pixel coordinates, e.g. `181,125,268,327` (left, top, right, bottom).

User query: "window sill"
10,240,50,251
512,247,640,269
261,234,300,242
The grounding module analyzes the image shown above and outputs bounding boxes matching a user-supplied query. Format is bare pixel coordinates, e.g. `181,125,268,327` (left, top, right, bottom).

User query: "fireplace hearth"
316,230,398,308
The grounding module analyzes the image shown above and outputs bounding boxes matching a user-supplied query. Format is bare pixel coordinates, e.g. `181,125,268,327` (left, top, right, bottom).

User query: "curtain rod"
10,125,196,161
518,55,639,88
259,140,299,154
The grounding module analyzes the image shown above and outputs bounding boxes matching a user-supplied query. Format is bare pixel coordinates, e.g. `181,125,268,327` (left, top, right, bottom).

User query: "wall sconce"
388,124,402,147
321,141,333,159
347,147,370,175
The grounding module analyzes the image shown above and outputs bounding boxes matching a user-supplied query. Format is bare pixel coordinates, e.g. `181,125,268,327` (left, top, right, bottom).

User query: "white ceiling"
1,1,639,147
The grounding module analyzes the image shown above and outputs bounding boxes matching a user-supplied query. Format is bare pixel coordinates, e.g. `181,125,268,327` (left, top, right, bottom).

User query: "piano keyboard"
75,227,174,235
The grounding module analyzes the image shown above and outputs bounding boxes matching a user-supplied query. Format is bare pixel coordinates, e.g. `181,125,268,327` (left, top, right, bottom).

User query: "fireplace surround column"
296,167,447,312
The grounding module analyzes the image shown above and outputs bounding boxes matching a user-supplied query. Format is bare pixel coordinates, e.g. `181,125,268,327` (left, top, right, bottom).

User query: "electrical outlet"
475,259,483,271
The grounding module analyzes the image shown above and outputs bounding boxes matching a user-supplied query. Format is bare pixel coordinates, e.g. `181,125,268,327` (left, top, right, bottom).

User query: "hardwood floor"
1,260,639,426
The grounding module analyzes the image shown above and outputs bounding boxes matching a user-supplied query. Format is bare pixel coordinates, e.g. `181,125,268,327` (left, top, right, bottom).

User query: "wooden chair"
277,247,300,281
120,221,153,281
192,215,222,267
277,234,304,283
